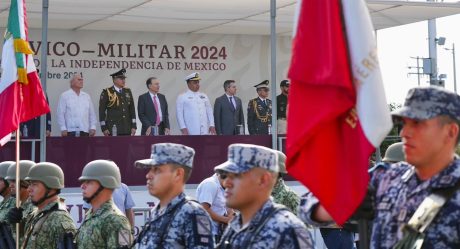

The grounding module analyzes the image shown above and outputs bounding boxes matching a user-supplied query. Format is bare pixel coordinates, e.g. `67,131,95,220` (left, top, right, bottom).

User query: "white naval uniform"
176,90,214,135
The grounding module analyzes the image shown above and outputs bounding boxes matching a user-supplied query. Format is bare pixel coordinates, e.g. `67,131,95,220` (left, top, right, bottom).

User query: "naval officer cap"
185,72,201,82
110,68,127,79
254,80,269,90
392,86,460,121
280,80,290,87
134,143,195,169
214,143,278,174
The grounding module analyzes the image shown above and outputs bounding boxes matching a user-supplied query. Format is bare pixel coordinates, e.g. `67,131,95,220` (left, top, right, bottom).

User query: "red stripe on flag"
286,0,370,224
0,82,21,144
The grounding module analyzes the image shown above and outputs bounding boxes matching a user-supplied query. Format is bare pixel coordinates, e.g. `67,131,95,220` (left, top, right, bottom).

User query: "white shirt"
176,90,214,135
196,174,227,235
149,92,163,122
57,89,97,132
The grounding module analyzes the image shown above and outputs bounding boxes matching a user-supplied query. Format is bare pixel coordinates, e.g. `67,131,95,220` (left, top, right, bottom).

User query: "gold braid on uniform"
252,99,270,123
106,88,119,107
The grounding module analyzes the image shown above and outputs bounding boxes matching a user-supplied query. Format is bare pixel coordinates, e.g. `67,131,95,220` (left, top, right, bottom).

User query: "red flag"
0,0,50,146
286,0,392,224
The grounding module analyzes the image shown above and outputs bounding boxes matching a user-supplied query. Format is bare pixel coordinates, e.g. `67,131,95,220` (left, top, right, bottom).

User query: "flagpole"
270,0,278,150
39,0,50,162
15,127,20,249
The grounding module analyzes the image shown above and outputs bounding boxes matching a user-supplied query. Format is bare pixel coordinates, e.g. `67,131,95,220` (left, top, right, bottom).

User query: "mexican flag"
286,0,393,224
0,0,50,146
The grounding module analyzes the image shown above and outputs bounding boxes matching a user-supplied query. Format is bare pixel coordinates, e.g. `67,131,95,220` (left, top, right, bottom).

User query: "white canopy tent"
1,0,460,34
2,0,460,159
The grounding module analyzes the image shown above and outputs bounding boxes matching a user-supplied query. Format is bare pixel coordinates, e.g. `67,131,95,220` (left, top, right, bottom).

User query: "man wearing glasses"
99,68,137,136
247,80,272,135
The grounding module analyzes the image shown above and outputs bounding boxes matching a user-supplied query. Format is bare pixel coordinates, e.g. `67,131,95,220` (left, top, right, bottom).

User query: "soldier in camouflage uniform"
133,143,214,249
76,160,133,249
0,161,15,221
247,80,272,135
99,68,137,136
4,160,36,245
22,162,77,249
300,86,460,249
271,151,300,214
215,144,313,249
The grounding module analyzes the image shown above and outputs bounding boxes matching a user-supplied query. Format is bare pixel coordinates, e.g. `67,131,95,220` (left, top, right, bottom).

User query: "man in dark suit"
137,77,170,135
213,80,245,135
247,80,272,135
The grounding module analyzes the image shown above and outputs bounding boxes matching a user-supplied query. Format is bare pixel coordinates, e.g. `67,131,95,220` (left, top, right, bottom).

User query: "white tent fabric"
1,0,460,34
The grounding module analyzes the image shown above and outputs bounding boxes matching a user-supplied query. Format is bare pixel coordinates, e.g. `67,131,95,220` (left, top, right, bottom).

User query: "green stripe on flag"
7,0,25,69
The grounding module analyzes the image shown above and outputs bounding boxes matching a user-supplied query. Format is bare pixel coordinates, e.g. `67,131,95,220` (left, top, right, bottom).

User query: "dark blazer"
214,94,244,135
247,97,272,135
137,92,170,135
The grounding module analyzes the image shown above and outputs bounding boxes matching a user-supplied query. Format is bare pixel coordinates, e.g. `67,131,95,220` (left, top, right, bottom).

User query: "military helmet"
383,142,404,163
25,162,64,189
5,160,35,181
0,161,14,179
277,151,288,174
79,160,121,189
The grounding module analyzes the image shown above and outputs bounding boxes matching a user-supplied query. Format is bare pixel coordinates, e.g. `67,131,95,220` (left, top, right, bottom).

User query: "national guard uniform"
214,144,313,249
133,143,214,249
300,86,460,249
271,151,300,214
99,69,137,135
247,80,272,135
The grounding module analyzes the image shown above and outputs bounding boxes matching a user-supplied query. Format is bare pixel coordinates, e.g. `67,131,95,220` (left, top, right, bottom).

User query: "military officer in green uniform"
76,160,132,249
247,80,272,135
99,69,137,136
22,162,77,249
276,80,289,134
0,161,15,221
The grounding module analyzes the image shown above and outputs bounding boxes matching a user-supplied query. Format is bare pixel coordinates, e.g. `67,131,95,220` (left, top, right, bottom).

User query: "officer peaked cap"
254,80,269,90
110,68,127,78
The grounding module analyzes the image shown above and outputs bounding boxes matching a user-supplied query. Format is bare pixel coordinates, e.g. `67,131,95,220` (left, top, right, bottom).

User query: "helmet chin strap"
83,185,104,204
32,188,60,206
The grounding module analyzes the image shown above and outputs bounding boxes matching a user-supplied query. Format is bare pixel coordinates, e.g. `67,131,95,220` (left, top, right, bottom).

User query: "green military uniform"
99,86,136,135
76,200,132,249
9,198,37,246
247,97,272,135
277,94,288,120
22,200,76,249
0,195,15,221
271,179,300,215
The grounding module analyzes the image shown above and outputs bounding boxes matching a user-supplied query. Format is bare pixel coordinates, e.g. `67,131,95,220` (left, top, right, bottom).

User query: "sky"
377,10,460,105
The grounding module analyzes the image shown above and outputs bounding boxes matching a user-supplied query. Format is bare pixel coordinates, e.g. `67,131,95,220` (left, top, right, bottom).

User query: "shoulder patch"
118,229,131,246
195,214,211,235
294,227,312,248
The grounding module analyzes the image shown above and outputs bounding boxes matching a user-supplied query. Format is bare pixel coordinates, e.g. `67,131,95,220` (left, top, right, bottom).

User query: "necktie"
153,95,160,125
229,97,236,111
262,99,266,106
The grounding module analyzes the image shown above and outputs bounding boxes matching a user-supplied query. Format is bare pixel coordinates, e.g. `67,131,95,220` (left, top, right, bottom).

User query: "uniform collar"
228,199,274,232
427,159,460,189
89,199,115,218
153,192,186,217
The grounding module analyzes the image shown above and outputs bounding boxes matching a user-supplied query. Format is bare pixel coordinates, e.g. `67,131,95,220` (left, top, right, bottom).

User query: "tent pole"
270,0,277,150
39,0,49,162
